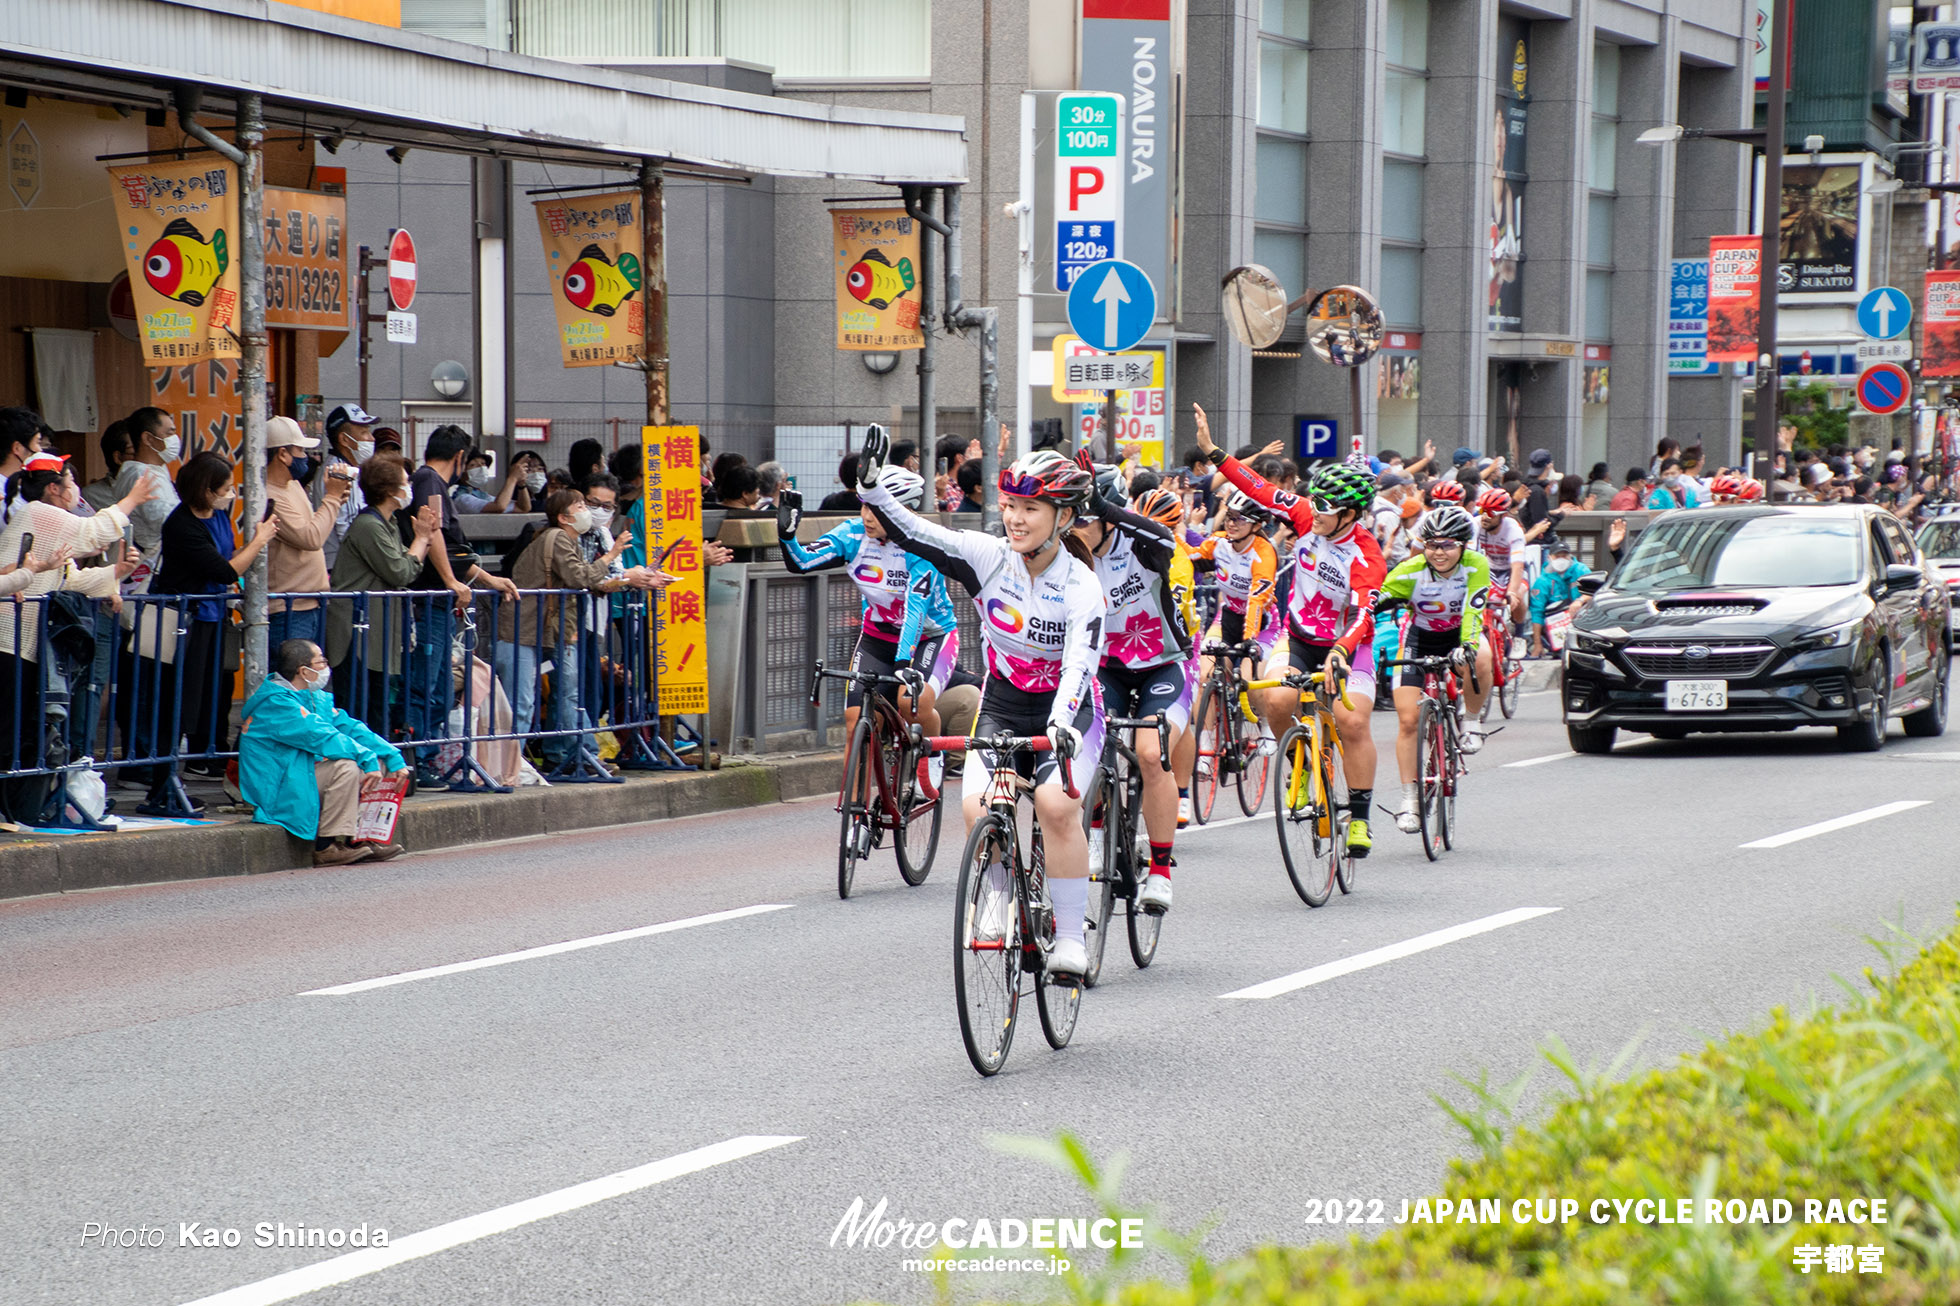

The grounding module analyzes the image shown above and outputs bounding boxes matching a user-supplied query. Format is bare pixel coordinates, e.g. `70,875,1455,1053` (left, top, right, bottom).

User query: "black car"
1561,504,1950,753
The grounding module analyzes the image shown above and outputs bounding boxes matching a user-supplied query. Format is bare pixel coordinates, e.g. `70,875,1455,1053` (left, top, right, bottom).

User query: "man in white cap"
265,414,350,649
321,403,377,569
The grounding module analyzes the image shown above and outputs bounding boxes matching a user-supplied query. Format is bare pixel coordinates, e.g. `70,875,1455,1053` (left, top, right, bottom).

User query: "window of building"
1584,41,1618,344
1254,0,1311,309
513,0,932,80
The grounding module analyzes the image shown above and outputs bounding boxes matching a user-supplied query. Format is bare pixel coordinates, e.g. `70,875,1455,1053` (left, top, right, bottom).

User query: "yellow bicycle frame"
1244,670,1352,838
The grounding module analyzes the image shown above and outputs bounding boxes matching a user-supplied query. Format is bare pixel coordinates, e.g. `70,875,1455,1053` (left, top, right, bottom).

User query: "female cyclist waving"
1194,404,1385,859
856,426,1106,980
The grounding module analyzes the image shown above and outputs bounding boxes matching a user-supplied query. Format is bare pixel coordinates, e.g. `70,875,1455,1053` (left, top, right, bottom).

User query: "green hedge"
1096,915,1960,1306
929,915,1960,1306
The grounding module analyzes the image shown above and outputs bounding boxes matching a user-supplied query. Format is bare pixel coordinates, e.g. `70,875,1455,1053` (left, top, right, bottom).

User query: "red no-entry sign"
387,229,417,311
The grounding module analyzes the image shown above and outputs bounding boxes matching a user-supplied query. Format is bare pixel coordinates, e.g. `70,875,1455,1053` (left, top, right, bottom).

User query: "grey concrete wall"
1512,9,1589,466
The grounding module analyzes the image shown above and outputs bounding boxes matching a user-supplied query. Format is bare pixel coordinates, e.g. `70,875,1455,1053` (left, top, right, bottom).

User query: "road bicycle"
1190,640,1273,822
926,729,1084,1076
1384,652,1478,862
810,660,943,899
1081,713,1171,985
1252,665,1356,906
1478,600,1524,721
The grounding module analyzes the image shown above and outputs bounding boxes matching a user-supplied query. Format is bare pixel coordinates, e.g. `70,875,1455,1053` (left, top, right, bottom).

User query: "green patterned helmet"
1307,463,1376,515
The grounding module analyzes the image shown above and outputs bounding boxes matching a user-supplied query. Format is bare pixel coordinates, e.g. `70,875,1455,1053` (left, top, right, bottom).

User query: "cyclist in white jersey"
1474,487,1529,626
856,427,1106,981
1074,459,1189,913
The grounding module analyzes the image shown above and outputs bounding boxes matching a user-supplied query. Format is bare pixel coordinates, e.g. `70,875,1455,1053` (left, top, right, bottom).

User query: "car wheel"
1903,649,1949,738
1837,654,1890,752
1567,722,1616,754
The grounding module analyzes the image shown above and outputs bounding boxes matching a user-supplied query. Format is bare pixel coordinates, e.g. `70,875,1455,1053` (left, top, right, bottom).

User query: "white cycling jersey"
1476,515,1526,587
1088,504,1187,670
862,479,1106,732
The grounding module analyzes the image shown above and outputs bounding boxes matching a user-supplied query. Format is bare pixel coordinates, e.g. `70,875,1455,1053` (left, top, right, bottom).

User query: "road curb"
1522,660,1562,691
0,752,843,903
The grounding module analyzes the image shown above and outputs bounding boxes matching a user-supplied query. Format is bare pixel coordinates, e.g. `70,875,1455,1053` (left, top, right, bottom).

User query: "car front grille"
1622,641,1778,679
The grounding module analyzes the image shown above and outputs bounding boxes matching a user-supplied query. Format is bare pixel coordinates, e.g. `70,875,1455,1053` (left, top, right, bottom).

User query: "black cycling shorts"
963,679,1101,793
1387,629,1462,692
1096,658,1196,733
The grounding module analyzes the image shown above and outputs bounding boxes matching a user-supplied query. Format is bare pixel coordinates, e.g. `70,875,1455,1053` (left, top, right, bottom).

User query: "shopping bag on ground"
354,773,410,845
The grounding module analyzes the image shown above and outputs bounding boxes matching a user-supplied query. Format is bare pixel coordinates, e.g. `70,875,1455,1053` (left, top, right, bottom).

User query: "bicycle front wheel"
1122,759,1162,968
1499,655,1523,718
1079,769,1115,988
837,715,872,899
1190,680,1227,824
1274,725,1333,906
893,735,942,887
1324,736,1353,896
953,814,1022,1076
1414,702,1444,862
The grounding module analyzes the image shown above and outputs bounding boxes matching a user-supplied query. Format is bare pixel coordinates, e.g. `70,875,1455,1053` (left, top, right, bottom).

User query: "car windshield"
1916,520,1960,560
1613,514,1862,591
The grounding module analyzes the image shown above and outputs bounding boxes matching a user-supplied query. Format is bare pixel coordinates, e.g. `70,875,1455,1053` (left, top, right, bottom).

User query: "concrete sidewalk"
0,752,844,902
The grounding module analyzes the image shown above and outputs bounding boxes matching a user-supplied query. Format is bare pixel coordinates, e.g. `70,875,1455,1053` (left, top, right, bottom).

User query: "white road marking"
302,904,792,995
1503,751,1577,768
1220,907,1562,1000
1886,752,1960,760
175,1135,802,1306
1182,812,1264,833
1738,801,1930,849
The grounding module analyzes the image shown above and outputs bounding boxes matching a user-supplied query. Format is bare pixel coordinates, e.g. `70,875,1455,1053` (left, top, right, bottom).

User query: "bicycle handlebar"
1201,639,1265,661
1384,654,1482,696
808,658,917,707
1106,713,1173,772
913,730,1080,799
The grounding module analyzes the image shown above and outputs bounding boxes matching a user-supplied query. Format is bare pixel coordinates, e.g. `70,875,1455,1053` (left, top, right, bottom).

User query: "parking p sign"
1297,417,1339,461
1053,92,1124,291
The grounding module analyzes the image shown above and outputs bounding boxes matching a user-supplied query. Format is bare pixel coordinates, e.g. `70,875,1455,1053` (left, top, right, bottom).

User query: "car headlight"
1791,621,1857,653
1571,630,1616,655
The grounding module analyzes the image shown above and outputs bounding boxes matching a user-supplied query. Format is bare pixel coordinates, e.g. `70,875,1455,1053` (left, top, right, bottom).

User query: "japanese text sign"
640,424,710,716
107,158,242,364
832,207,923,351
535,191,645,368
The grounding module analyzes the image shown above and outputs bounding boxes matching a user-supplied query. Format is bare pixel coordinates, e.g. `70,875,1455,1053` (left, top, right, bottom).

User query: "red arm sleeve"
1217,456,1316,536
1335,528,1387,658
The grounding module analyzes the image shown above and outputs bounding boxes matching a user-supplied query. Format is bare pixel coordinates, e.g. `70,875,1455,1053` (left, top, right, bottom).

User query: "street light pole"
1753,0,1790,491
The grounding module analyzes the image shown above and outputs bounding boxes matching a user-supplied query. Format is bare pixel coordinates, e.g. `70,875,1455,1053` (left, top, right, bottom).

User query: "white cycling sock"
1400,783,1418,808
1048,876,1089,945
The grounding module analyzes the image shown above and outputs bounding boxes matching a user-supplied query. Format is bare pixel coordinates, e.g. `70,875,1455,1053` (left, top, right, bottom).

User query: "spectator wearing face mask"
1528,538,1593,657
452,448,538,515
264,417,350,651
84,421,135,513
326,453,438,740
321,403,378,570
113,406,182,569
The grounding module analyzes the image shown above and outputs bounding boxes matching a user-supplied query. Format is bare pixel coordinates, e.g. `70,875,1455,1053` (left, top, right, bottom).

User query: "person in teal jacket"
1529,539,1594,655
241,639,409,867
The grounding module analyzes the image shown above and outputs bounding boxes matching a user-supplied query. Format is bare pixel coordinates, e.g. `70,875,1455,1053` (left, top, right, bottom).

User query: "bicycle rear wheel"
837,715,872,899
892,732,942,886
1122,761,1162,968
1274,725,1333,906
1499,655,1523,718
1236,726,1272,816
953,814,1022,1076
1414,702,1444,862
1323,736,1353,896
1190,680,1227,824
1440,713,1458,851
1079,770,1115,988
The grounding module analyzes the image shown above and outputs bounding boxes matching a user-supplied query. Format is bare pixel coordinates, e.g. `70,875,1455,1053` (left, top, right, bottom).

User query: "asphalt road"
6,684,1960,1306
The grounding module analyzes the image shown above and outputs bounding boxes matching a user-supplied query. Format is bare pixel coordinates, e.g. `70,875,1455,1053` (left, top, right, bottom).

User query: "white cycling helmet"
876,464,928,510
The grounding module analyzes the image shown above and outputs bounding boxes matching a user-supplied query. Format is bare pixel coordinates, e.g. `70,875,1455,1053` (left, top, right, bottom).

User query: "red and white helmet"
1476,488,1513,517
997,450,1092,508
1709,473,1743,502
1427,479,1467,504
1734,477,1766,502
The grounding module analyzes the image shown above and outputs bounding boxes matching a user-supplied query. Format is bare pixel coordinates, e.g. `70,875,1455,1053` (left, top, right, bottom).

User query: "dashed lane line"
1738,801,1930,850
301,904,793,995
1220,907,1563,1000
175,1136,803,1306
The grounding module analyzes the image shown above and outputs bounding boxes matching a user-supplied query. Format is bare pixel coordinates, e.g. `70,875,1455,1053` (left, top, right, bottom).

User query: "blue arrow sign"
1066,258,1157,353
1857,286,1911,341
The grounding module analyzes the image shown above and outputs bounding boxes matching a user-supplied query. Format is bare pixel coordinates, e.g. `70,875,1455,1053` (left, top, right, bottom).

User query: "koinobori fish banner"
534,190,645,368
831,207,924,351
107,158,243,365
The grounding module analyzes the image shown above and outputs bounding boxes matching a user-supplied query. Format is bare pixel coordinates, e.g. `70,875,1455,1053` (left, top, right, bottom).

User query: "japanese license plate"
1665,680,1727,712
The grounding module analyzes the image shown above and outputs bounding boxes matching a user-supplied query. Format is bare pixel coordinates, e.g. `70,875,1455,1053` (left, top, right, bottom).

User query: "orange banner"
535,191,644,368
148,359,245,462
832,207,924,351
107,158,242,365
1925,270,1960,379
1706,236,1761,364
263,187,349,330
641,424,709,716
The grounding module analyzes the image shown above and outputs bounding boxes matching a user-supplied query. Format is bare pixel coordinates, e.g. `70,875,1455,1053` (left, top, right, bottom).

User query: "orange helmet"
1476,488,1513,516
1428,479,1467,504
1709,473,1743,501
1132,485,1184,530
1734,477,1765,502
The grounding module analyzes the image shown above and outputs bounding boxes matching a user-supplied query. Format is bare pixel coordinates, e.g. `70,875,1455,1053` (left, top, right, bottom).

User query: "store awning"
0,0,969,182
